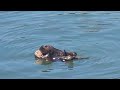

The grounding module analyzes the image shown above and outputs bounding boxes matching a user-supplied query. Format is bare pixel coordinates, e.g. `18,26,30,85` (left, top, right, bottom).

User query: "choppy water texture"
0,11,120,79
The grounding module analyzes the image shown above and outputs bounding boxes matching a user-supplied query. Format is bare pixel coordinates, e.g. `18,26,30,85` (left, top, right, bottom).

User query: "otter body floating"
34,45,84,62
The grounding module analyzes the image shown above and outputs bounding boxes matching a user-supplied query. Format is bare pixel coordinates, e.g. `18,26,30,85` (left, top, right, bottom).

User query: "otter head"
39,45,55,56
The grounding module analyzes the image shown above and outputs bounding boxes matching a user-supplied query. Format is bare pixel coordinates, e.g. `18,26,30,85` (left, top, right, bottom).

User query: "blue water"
0,11,120,79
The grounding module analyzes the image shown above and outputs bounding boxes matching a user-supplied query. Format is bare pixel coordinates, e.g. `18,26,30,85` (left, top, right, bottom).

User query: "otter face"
34,45,55,60
39,45,54,55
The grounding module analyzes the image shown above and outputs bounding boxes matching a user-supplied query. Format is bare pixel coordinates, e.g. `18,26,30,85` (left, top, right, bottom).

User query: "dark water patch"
57,13,64,15
42,70,51,72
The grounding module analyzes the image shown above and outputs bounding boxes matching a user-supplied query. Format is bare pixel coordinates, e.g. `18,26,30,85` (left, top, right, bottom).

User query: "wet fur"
35,45,78,61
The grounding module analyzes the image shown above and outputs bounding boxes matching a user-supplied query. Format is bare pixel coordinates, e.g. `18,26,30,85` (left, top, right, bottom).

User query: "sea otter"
34,45,80,62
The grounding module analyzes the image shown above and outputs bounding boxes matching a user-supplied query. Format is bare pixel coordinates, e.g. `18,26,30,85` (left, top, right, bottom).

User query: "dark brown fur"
39,45,77,58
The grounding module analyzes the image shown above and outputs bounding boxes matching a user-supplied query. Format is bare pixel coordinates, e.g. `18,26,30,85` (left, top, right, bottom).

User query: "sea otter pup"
34,45,80,62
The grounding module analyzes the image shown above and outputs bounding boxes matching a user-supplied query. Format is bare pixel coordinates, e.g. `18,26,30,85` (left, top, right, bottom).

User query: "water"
0,11,120,79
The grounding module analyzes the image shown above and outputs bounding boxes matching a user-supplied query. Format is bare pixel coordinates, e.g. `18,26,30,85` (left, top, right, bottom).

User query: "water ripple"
0,11,120,78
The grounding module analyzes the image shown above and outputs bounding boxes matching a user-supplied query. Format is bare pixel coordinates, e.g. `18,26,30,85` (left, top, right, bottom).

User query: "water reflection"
35,59,52,65
34,56,90,71
35,58,74,71
64,60,73,69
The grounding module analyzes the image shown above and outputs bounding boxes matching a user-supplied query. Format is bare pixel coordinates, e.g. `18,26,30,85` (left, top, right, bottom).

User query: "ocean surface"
0,11,120,79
